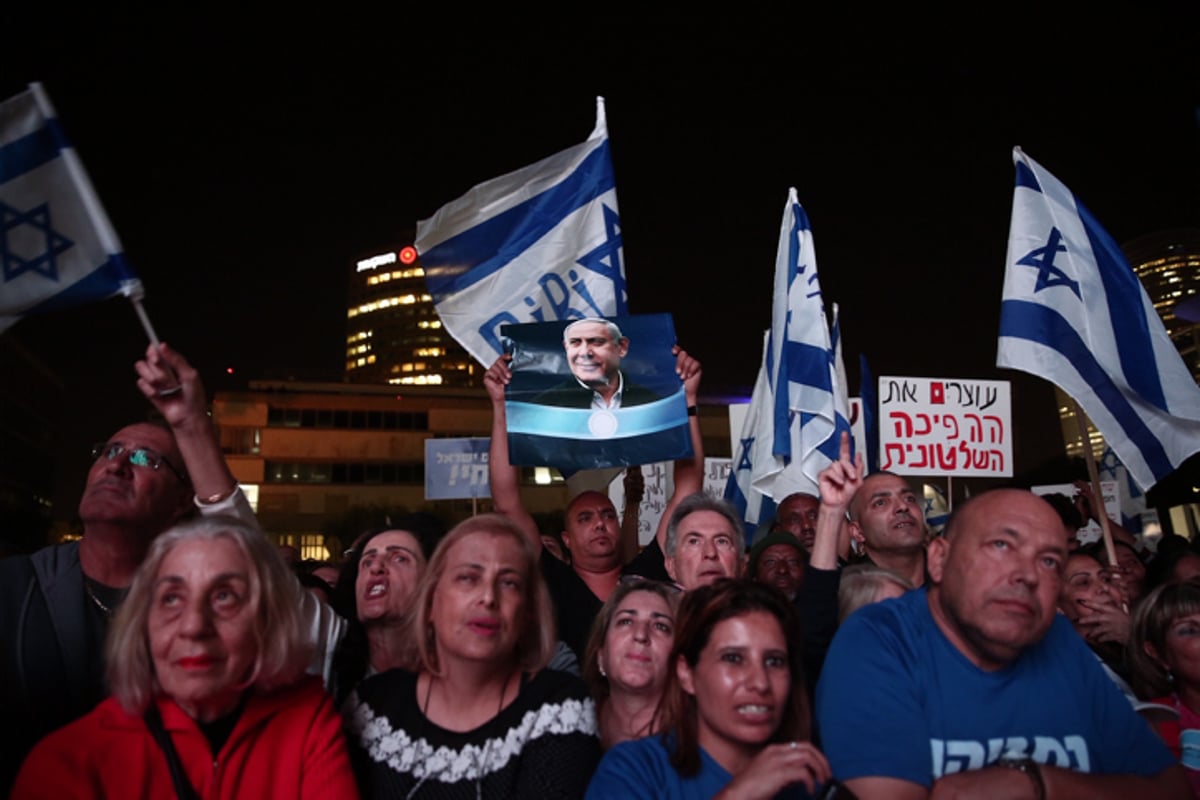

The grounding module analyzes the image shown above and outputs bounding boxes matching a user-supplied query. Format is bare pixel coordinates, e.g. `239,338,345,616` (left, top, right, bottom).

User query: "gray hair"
106,515,312,714
562,317,625,344
665,493,745,558
837,563,913,622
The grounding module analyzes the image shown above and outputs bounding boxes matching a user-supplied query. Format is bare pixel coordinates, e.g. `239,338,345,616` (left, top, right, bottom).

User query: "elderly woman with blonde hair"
12,516,357,799
344,513,600,797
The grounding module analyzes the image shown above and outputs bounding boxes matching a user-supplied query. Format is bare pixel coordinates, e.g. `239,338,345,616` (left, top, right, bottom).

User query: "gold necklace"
84,581,113,617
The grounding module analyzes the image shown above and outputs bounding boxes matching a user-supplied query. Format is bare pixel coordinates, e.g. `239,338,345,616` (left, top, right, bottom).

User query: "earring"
598,658,607,678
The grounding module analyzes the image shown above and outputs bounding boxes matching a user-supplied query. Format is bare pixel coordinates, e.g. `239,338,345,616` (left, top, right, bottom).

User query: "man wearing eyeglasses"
0,343,246,793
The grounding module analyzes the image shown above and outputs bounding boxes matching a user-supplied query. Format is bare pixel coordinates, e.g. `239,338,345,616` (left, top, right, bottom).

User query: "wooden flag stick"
1069,398,1119,570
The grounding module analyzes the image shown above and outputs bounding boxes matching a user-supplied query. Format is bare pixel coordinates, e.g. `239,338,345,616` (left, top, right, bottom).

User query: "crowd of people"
2,329,1199,798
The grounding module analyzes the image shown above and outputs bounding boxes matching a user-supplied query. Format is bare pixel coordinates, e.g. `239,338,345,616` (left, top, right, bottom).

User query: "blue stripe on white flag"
420,141,615,300
782,341,836,393
999,298,1173,478
1076,200,1166,410
22,255,138,315
1014,161,1041,192
0,123,62,183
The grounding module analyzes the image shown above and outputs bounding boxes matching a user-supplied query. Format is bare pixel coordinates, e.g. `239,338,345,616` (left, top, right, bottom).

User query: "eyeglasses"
91,442,188,483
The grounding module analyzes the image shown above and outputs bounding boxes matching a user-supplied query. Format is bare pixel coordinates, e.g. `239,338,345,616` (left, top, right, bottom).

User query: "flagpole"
128,289,162,347
1070,398,1119,569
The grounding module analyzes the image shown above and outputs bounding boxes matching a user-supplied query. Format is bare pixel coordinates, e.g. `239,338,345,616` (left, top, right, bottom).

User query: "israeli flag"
997,148,1200,491
725,189,851,536
415,97,627,366
725,331,780,535
1097,445,1147,534
0,83,141,332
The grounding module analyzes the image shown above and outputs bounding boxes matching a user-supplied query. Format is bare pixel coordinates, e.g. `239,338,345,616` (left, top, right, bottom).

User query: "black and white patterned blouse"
346,667,601,799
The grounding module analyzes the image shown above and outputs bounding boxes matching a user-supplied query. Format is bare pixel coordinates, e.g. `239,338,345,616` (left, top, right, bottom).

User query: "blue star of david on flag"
1,200,73,283
575,204,626,307
736,437,755,471
1016,226,1080,299
0,83,141,332
416,97,627,366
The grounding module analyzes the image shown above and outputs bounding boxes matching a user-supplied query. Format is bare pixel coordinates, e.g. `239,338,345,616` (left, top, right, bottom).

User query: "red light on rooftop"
399,246,418,265
226,367,235,375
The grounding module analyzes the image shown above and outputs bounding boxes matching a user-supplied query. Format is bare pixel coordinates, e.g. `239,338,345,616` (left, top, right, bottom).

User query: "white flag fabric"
0,83,141,332
725,331,779,532
725,189,850,538
415,97,626,366
997,148,1200,491
1097,445,1148,534
830,302,853,454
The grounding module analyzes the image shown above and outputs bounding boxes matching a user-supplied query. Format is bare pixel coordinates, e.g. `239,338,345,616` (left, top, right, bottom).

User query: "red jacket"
12,676,358,799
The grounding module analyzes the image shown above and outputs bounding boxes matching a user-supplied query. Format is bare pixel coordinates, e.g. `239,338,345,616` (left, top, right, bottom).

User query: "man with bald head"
0,344,250,792
844,471,927,588
817,488,1188,799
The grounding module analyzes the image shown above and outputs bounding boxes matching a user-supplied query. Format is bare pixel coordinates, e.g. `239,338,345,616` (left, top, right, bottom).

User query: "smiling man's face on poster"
564,318,629,390
501,314,692,471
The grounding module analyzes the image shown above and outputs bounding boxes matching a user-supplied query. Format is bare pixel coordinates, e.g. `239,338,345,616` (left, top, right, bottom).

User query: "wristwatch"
995,756,1045,800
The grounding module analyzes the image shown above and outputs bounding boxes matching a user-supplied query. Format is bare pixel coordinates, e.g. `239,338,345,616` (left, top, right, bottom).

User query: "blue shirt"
586,736,814,800
816,588,1175,787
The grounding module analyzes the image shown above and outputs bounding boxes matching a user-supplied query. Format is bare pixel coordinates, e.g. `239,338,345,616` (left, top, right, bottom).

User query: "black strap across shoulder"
143,703,201,800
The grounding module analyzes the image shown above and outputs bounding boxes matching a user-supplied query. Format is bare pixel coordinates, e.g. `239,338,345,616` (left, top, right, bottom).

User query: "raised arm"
135,343,239,506
654,347,703,552
485,356,541,551
813,431,862,570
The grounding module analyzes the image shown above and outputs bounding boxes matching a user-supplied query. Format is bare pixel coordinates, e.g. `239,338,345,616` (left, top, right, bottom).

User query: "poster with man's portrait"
502,314,692,471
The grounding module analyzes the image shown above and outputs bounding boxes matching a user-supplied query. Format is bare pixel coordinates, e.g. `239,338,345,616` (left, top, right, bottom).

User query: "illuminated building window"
266,408,428,430
392,374,444,385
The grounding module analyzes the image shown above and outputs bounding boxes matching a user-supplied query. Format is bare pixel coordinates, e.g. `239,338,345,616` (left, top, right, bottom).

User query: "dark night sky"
4,6,1199,514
